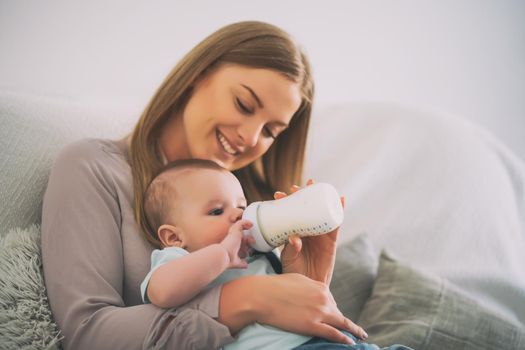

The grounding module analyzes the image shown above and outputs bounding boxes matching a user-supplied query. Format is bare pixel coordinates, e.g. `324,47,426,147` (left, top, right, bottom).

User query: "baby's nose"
232,208,243,222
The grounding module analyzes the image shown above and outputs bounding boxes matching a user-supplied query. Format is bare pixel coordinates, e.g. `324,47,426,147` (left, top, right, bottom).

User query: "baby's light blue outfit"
141,247,311,350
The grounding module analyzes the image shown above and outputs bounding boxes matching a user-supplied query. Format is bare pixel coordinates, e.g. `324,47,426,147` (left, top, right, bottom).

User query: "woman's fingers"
288,235,302,256
274,191,287,200
326,312,368,341
275,179,317,199
343,317,368,340
311,323,355,345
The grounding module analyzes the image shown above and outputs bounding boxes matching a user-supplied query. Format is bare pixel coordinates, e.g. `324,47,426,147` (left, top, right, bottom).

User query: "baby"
141,159,412,350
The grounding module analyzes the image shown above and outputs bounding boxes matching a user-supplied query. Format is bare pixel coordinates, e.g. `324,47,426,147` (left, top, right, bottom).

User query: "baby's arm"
147,220,253,308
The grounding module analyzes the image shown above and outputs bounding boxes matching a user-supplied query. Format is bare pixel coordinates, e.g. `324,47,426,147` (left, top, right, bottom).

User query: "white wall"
1,0,524,159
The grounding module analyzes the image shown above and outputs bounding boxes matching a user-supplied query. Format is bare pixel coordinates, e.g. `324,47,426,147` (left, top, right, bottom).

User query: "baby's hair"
143,159,228,240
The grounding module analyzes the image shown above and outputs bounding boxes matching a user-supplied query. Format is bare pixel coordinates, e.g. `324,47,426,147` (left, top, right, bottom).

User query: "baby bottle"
242,182,344,252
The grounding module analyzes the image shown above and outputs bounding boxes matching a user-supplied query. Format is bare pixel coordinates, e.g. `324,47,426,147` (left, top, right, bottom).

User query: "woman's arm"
218,273,367,344
41,140,233,350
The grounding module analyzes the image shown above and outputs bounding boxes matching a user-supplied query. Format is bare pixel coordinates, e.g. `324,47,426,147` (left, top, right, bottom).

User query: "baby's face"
172,169,247,252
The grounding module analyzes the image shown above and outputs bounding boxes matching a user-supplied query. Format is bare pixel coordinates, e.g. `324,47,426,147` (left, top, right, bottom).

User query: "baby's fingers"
235,219,253,231
239,236,255,258
230,258,248,269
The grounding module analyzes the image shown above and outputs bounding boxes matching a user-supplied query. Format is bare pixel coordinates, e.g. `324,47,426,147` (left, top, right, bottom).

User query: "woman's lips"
216,130,239,156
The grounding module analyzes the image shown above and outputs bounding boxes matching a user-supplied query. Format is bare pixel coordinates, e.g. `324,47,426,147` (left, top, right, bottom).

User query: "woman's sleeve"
41,140,234,350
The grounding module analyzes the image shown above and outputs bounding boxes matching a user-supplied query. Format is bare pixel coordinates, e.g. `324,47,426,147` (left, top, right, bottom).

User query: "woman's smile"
216,129,239,156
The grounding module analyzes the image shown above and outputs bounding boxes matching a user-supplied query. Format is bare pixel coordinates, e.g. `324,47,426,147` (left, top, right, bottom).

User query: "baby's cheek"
205,226,229,245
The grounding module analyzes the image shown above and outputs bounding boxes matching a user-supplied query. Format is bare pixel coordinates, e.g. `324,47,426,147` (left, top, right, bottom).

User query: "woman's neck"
159,115,191,163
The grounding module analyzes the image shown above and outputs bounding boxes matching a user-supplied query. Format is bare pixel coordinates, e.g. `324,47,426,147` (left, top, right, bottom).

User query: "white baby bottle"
242,182,344,252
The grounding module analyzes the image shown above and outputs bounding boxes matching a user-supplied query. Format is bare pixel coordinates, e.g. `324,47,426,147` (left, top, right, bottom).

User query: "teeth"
217,132,237,155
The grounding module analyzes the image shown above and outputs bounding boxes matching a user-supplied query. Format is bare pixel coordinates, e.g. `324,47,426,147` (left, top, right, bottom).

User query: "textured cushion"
330,232,379,321
0,91,137,231
358,252,525,350
0,225,62,349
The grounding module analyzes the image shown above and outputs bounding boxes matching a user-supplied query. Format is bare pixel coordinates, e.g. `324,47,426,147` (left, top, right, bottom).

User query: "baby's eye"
208,208,224,216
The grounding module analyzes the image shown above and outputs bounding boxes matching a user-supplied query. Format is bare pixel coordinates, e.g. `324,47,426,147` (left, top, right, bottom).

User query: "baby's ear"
158,225,184,248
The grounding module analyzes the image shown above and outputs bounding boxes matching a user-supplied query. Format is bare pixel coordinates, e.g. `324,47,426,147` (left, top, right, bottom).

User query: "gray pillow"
0,225,62,350
331,232,379,321
358,252,525,350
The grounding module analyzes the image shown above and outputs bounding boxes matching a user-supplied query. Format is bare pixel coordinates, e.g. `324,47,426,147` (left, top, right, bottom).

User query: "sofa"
1,90,525,349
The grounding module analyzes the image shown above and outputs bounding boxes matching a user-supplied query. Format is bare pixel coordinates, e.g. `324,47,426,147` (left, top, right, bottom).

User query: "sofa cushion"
358,252,525,349
330,232,379,321
0,91,137,231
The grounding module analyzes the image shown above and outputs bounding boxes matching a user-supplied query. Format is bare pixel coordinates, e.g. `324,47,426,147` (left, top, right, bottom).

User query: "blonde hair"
129,21,314,247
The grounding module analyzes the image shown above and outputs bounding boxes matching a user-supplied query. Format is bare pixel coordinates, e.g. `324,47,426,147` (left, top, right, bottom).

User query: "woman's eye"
208,208,224,216
263,126,276,139
236,98,253,114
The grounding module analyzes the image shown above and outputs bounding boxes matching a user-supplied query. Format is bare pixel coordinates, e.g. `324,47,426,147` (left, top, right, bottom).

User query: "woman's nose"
237,121,263,147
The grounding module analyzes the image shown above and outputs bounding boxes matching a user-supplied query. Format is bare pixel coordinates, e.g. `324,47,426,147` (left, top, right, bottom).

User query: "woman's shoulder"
51,138,130,182
55,138,127,166
58,138,123,157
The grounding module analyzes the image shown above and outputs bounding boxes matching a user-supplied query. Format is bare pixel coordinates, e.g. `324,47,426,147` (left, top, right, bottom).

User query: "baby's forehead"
161,167,242,193
162,167,226,183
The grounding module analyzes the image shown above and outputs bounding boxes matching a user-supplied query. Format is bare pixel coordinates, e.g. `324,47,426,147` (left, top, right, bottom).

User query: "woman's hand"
279,179,344,285
219,273,366,344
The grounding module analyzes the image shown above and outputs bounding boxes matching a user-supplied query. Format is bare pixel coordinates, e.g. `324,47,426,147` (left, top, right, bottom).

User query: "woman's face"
160,64,302,170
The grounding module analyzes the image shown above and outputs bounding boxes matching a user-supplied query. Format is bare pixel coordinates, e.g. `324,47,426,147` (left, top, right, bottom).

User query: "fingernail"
346,337,355,345
361,330,368,339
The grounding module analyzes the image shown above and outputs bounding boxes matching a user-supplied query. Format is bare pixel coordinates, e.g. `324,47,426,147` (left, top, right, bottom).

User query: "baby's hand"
220,220,254,269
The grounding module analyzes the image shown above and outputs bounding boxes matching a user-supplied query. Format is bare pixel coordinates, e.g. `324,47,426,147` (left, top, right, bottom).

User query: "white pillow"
307,102,525,326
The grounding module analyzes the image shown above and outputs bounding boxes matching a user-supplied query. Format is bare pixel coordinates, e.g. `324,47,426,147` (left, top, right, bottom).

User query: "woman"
41,21,360,349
